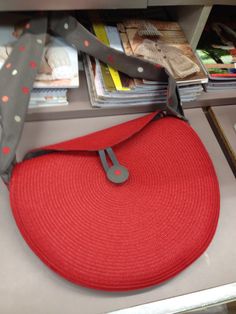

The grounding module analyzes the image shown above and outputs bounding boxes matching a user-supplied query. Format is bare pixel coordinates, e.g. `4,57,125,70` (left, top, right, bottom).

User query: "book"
0,16,79,88
90,14,129,91
29,89,68,107
84,14,204,107
84,54,167,108
197,21,236,79
195,6,236,94
118,19,208,85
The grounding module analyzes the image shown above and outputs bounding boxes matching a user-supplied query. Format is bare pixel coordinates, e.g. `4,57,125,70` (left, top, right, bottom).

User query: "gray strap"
0,15,47,177
49,14,168,82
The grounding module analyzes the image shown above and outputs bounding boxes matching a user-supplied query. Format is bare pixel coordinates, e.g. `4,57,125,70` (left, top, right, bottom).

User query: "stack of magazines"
196,10,236,93
0,14,79,108
83,13,207,108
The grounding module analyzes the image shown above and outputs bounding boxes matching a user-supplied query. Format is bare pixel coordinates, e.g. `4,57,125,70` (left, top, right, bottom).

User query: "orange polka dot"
5,63,12,69
2,96,9,103
2,146,10,155
84,40,90,47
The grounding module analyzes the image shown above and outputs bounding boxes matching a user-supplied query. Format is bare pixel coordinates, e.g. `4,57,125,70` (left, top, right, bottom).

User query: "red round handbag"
0,14,219,291
10,112,220,291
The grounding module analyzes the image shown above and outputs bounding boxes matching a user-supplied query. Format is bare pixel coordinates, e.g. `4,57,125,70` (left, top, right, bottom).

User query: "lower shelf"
26,72,236,122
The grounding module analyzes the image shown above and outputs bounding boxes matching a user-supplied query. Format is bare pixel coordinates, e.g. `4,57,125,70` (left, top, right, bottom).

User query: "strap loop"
99,148,129,184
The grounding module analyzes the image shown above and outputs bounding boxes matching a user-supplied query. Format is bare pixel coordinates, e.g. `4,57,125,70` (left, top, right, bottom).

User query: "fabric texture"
10,115,220,291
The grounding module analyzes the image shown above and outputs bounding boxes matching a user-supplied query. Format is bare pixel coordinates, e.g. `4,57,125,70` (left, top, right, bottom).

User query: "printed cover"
118,19,207,84
197,21,236,79
0,16,79,88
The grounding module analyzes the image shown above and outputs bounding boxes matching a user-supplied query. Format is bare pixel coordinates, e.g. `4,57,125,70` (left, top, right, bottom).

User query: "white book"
0,16,79,88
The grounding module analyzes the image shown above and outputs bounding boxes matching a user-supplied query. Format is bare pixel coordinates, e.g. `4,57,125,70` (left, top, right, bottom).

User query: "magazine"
29,89,68,107
197,21,236,79
84,54,167,108
118,19,208,85
0,17,79,88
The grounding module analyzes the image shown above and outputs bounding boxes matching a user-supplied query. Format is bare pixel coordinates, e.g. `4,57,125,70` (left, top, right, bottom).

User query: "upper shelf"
0,0,235,11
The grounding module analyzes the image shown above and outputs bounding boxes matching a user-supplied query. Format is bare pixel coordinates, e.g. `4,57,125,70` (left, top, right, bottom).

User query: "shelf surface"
27,72,236,122
211,105,236,156
184,90,236,108
1,108,236,314
207,105,236,175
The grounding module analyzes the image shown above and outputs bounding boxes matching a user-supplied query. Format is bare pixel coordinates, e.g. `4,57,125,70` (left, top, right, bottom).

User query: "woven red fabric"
40,111,158,152
10,117,220,291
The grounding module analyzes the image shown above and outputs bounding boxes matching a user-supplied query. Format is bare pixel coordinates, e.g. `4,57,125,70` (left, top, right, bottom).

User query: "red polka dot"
155,64,162,68
2,96,9,103
5,63,12,69
22,87,30,94
108,55,114,63
169,98,173,104
29,61,37,69
114,169,121,176
2,146,11,155
25,23,31,29
19,45,26,52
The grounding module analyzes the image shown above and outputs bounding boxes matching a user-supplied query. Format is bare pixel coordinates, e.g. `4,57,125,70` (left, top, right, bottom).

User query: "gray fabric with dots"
0,15,47,178
0,13,182,179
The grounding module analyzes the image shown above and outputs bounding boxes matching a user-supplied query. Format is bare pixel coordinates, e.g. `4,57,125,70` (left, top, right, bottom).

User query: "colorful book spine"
92,21,129,91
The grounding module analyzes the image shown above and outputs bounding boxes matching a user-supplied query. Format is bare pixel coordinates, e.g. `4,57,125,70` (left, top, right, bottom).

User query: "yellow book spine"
92,22,130,91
